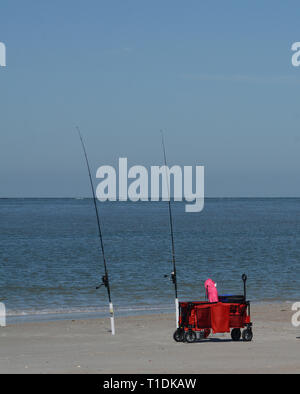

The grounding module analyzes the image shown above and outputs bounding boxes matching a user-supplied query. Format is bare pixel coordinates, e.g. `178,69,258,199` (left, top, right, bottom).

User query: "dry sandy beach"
0,303,299,374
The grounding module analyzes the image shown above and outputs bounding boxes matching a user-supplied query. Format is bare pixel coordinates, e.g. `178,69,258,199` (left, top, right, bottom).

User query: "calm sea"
0,198,299,323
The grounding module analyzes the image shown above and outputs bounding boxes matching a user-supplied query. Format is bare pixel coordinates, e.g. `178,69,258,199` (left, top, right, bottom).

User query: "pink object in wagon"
204,279,219,302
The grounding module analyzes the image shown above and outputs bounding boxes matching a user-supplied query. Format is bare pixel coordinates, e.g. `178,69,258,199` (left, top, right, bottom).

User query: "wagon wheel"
231,328,241,341
242,328,253,342
185,330,196,343
199,329,210,339
173,328,185,342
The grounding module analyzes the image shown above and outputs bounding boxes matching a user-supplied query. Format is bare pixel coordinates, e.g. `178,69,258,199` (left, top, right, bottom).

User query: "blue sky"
0,0,300,197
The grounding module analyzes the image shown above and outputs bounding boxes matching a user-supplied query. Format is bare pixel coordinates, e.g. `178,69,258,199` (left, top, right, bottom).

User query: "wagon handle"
242,274,247,300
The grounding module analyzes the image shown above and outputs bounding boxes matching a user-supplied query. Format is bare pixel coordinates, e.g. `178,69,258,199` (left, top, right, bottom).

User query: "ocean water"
0,198,299,323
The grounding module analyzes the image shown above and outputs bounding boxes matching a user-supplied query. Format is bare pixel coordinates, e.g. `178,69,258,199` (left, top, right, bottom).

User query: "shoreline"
5,299,296,325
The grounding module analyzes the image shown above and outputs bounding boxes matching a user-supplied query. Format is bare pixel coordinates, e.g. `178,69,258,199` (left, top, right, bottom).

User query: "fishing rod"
77,127,115,336
161,131,179,328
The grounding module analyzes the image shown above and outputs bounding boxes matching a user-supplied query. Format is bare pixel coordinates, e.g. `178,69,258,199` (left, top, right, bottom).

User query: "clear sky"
0,0,300,197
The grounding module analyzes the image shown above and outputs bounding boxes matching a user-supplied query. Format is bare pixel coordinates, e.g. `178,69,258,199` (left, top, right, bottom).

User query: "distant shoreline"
2,197,300,200
6,299,294,325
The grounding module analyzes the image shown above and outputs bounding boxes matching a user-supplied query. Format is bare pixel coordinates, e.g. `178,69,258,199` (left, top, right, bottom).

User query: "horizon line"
1,196,300,200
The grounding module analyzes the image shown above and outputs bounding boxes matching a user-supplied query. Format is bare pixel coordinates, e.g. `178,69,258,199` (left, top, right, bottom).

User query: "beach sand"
0,303,299,374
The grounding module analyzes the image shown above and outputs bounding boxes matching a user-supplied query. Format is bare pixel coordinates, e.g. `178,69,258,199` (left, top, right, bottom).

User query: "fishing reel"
96,274,109,289
164,271,176,285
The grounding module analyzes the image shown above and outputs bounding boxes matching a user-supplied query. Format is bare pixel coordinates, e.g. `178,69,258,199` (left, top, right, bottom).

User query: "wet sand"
0,303,299,374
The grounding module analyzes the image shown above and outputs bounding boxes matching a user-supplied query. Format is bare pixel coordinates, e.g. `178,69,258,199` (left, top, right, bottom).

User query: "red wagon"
173,274,253,342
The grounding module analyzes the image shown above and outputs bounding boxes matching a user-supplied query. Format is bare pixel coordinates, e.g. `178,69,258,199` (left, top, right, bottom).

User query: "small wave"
7,304,174,317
